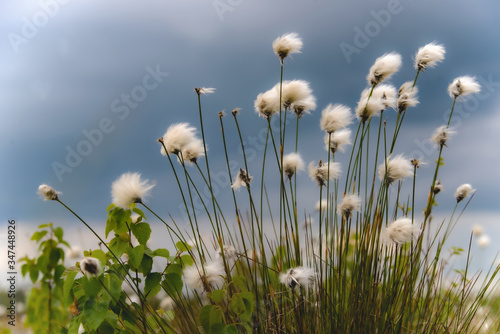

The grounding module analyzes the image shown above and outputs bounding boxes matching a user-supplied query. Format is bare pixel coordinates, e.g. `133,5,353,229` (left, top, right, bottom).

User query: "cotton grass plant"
29,36,500,334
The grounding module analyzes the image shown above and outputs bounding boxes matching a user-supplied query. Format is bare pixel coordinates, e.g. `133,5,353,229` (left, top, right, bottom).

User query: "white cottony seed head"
320,103,352,133
448,76,481,99
38,184,60,201
414,42,446,71
367,52,402,86
378,155,413,184
272,33,303,62
381,218,420,246
283,152,305,180
161,123,197,156
279,266,315,289
81,257,103,277
111,172,155,209
454,184,474,203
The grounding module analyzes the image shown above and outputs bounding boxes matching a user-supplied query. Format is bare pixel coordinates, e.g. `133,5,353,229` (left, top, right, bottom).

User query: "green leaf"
226,325,238,334
89,249,107,268
54,226,64,242
105,207,130,238
109,233,130,258
153,248,170,259
64,271,78,306
131,222,151,246
38,223,51,229
54,264,66,281
231,275,248,291
132,207,146,219
165,263,183,276
21,263,29,277
31,230,48,242
108,271,123,301
179,254,194,267
128,245,145,270
145,272,162,298
49,247,63,266
209,289,225,303
175,241,192,252
83,276,102,299
82,298,107,330
29,264,39,283
68,315,82,334
161,273,183,295
199,305,225,334
140,254,153,275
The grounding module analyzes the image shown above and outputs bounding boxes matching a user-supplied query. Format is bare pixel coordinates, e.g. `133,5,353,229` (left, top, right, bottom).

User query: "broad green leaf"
29,264,39,283
89,249,107,267
179,254,194,267
31,230,48,242
153,248,170,259
109,233,130,258
161,273,183,295
38,223,51,228
63,271,78,306
131,222,151,246
132,207,146,219
231,275,248,291
209,289,225,303
145,272,162,297
54,264,66,281
199,305,225,334
165,263,183,276
128,245,145,270
83,276,102,299
54,226,64,242
140,254,153,275
106,203,115,211
83,298,107,330
175,241,192,252
49,247,63,266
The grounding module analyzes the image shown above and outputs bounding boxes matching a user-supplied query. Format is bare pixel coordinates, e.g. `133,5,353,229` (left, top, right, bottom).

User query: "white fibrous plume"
433,179,443,194
195,87,216,95
283,152,305,180
279,80,315,110
454,184,474,203
80,257,103,277
378,155,413,184
180,138,205,164
272,32,303,63
367,52,402,86
338,195,361,219
279,266,316,289
448,76,481,99
161,123,197,156
431,126,455,147
216,245,237,262
355,89,386,122
308,160,341,187
183,260,225,292
414,42,446,71
254,88,280,119
397,82,419,113
381,218,420,246
291,95,317,118
325,129,352,154
320,104,353,133
111,172,155,209
232,169,252,189
38,184,60,201
372,84,397,110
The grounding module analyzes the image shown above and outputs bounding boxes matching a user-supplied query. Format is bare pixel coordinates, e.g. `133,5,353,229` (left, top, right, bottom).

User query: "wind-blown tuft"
161,123,197,156
291,95,317,118
381,218,420,246
183,260,224,292
111,172,155,209
372,84,397,110
378,155,413,184
179,138,205,164
216,245,237,262
308,160,341,187
355,89,386,122
320,104,352,133
272,33,303,62
325,129,352,154
232,169,252,189
397,82,419,113
279,266,315,289
254,88,280,119
81,257,103,277
283,152,305,180
414,42,446,71
448,76,481,99
431,126,455,147
454,184,474,203
367,52,402,86
433,179,443,194
280,80,315,110
338,195,361,219
195,87,216,95
38,184,60,201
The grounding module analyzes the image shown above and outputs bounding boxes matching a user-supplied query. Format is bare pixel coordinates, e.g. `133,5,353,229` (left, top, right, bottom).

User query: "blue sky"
1,0,500,285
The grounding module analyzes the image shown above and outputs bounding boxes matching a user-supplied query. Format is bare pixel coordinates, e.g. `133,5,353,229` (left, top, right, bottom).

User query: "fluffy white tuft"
272,32,303,61
355,89,386,122
378,155,413,184
372,84,397,110
325,129,352,154
179,138,205,164
381,218,420,246
431,126,455,147
338,195,362,218
308,160,341,187
448,76,481,99
161,123,197,155
367,52,402,86
38,184,60,201
254,88,280,119
283,152,305,180
279,266,315,289
111,172,155,209
414,42,446,71
320,104,353,133
80,257,103,277
232,169,252,189
183,260,225,291
195,87,216,95
454,183,474,203
279,80,315,110
291,95,317,117
397,82,419,113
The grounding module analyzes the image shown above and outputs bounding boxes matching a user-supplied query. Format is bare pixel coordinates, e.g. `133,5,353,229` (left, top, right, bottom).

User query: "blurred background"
1,0,499,298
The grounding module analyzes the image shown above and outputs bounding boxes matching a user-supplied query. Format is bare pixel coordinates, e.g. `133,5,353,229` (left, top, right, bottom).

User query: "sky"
1,0,499,289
